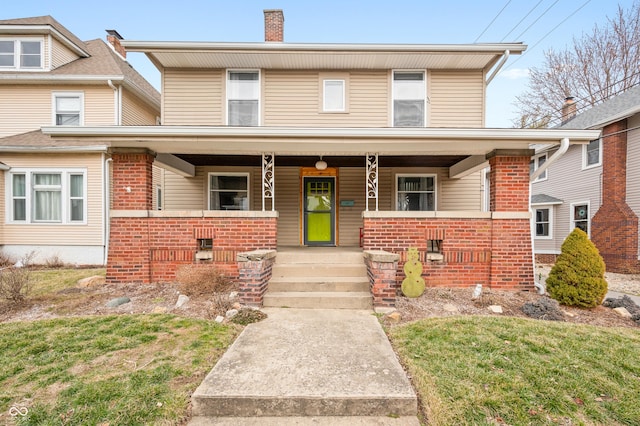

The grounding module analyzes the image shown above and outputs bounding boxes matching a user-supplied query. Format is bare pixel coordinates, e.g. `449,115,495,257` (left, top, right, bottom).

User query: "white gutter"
107,79,121,125
0,145,108,153
0,75,125,82
530,137,570,293
486,50,509,85
103,157,112,266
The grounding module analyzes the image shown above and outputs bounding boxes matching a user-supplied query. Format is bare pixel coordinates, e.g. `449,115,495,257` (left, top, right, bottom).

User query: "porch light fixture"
315,156,327,170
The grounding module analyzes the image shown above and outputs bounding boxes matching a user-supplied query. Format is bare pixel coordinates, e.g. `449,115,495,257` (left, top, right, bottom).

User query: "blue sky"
3,0,635,127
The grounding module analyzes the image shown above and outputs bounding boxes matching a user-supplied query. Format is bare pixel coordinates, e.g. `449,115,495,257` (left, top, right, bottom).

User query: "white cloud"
499,68,530,80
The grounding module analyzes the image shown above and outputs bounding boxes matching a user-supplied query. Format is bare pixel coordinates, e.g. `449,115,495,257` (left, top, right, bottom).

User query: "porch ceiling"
173,154,468,168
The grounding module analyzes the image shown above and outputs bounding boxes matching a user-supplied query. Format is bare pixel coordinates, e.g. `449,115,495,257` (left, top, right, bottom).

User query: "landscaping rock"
175,294,190,308
106,297,130,307
613,307,632,318
77,275,105,288
386,312,402,323
522,297,564,321
151,306,167,314
603,295,640,325
232,302,242,310
215,315,225,323
488,305,503,314
226,309,239,319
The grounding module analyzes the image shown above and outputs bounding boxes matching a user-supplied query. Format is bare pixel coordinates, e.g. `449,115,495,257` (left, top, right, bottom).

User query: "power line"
514,0,561,41
502,0,592,73
474,0,513,43
500,0,545,42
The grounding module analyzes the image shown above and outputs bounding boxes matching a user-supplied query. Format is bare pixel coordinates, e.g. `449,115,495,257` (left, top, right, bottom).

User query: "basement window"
426,239,444,261
198,238,213,250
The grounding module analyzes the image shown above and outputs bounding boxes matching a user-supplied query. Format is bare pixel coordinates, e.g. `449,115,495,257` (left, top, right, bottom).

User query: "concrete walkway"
189,308,419,425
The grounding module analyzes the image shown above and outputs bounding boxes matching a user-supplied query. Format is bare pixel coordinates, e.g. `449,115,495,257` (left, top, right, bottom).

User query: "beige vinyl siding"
121,89,159,125
429,70,484,127
163,168,204,210
264,70,388,127
0,171,4,241
152,165,164,210
440,170,483,210
275,167,300,246
338,168,365,246
51,37,79,69
531,144,602,254
626,115,640,258
0,85,115,137
162,69,223,125
1,153,104,246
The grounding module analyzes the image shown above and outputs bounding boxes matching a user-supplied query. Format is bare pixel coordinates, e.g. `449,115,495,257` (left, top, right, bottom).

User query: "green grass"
0,314,240,425
389,316,640,426
29,268,105,296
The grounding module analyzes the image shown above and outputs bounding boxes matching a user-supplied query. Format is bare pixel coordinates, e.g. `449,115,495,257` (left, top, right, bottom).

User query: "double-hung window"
8,169,87,224
396,175,436,211
0,38,42,69
209,173,249,210
323,79,345,112
53,92,83,125
571,202,589,235
535,208,552,238
583,139,601,168
530,153,547,181
393,71,426,127
227,71,259,126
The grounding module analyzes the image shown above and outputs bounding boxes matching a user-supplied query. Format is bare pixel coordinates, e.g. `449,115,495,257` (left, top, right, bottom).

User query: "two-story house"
532,88,640,273
0,16,160,265
42,10,599,306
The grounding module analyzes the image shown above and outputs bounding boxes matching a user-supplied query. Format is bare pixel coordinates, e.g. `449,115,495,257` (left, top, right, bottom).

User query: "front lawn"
0,314,240,425
390,316,640,425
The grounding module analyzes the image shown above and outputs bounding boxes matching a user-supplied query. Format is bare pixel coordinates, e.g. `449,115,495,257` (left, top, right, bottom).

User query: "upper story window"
7,169,86,224
227,70,259,126
583,138,601,169
209,173,249,210
530,153,547,182
393,71,426,127
53,92,83,125
323,79,345,112
396,174,436,211
0,38,43,70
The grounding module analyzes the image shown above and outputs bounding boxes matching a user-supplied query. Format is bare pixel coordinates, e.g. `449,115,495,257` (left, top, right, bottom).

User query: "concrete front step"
268,276,370,292
189,416,421,425
276,248,364,264
263,291,372,309
272,263,367,278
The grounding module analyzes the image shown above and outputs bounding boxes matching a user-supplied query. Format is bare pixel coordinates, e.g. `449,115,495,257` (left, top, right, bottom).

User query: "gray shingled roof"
0,15,88,55
558,85,640,130
531,194,563,205
0,130,109,148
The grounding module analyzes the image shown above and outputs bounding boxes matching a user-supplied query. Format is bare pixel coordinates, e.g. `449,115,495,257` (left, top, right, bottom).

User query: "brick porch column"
487,149,535,290
592,120,639,273
107,150,155,284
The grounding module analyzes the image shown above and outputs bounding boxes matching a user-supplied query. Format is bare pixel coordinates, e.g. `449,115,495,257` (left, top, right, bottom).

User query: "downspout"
107,79,121,125
530,137,570,293
486,50,510,85
103,157,112,266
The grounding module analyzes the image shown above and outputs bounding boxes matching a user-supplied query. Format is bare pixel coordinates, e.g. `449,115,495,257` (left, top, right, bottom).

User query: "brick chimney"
106,29,126,58
561,96,576,124
264,9,284,42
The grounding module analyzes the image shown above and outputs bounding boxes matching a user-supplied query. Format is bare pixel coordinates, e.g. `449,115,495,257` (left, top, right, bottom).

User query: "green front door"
303,177,335,246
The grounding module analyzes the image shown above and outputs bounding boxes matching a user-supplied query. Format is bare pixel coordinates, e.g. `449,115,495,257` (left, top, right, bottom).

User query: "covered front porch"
42,125,601,306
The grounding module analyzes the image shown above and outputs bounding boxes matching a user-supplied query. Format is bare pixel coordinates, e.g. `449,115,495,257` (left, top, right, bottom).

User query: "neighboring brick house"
532,87,640,273
42,10,599,303
0,16,160,265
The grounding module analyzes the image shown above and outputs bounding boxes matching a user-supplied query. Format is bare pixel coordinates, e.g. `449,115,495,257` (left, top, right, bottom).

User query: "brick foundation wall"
364,254,399,308
107,214,277,284
591,120,640,273
237,251,277,306
362,216,533,292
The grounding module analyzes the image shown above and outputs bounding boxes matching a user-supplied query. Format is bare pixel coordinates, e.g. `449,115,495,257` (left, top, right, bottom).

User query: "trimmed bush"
546,228,608,307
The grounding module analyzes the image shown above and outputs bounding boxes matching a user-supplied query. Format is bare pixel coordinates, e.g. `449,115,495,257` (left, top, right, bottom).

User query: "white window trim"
5,168,88,225
0,37,45,71
391,69,427,127
207,172,250,210
395,173,437,211
225,69,261,126
534,206,553,240
570,201,590,237
322,79,346,112
531,153,548,182
582,138,602,170
52,91,84,126
156,185,163,211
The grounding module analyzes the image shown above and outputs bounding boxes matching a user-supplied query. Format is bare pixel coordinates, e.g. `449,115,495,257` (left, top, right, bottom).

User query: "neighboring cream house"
42,10,599,306
0,16,160,265
532,88,640,273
